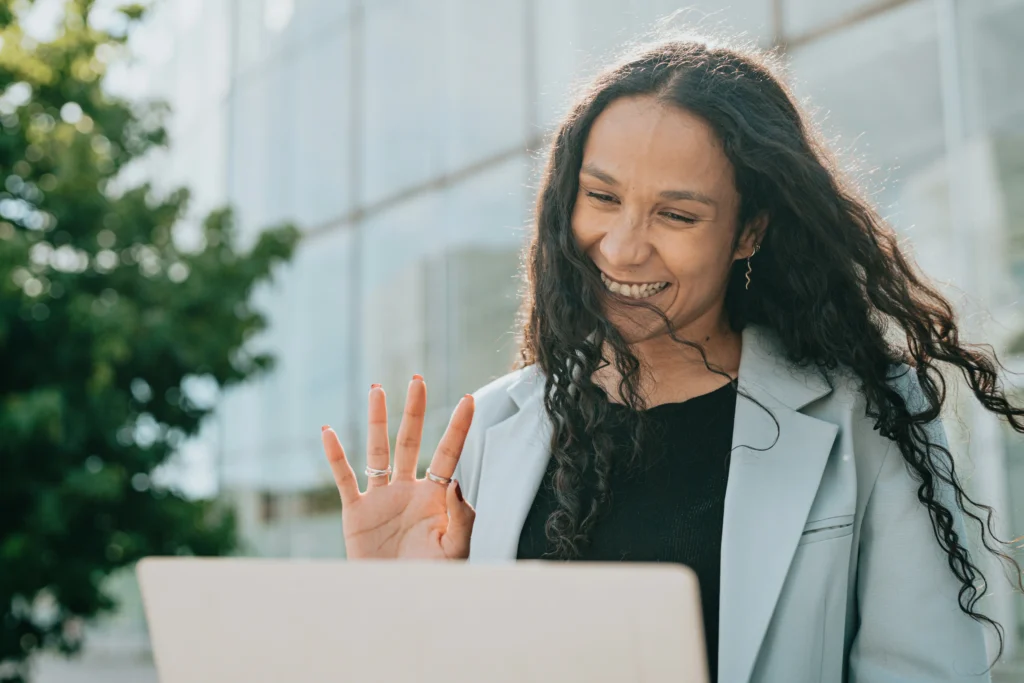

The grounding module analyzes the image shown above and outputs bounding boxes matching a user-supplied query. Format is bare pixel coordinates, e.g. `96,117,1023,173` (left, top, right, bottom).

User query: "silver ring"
425,468,452,486
364,465,392,478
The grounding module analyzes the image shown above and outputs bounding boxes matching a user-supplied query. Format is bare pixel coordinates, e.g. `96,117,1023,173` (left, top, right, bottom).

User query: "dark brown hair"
517,38,1024,662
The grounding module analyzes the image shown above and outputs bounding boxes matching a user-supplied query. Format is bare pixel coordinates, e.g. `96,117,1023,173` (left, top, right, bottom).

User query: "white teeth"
599,272,668,299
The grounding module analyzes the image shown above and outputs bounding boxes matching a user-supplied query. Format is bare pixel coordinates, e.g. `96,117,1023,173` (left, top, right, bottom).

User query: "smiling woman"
321,37,1024,683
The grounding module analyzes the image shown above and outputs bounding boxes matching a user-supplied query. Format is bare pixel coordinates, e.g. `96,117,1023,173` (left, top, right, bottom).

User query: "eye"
661,211,698,225
586,191,617,204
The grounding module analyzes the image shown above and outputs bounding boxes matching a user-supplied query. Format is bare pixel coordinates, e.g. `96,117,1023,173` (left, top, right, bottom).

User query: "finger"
442,479,475,559
427,394,474,483
392,375,425,481
365,385,391,489
321,426,359,506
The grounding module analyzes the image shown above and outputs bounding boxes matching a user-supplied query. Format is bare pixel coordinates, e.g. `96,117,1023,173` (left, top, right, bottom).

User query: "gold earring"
745,244,760,291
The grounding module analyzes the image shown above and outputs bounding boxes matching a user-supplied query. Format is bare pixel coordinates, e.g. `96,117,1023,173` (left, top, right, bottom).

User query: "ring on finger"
425,468,452,486
365,465,392,479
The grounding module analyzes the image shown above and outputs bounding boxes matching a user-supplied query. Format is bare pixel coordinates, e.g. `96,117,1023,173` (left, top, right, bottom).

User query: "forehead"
581,95,734,194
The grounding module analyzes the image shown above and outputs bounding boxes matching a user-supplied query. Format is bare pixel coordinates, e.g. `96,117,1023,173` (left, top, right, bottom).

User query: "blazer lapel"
718,326,839,683
468,366,553,562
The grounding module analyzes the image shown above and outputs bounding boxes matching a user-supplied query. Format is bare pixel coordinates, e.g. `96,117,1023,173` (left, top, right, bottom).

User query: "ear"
733,211,769,261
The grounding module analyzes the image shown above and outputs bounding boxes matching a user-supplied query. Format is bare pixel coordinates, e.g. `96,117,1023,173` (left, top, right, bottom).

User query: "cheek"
660,233,736,286
570,202,603,249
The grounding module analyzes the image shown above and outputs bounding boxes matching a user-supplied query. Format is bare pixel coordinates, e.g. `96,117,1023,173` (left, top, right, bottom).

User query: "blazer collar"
506,361,545,408
470,325,839,683
734,324,832,410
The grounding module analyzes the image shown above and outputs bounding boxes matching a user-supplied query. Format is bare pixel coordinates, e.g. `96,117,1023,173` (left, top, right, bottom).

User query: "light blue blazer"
453,325,990,682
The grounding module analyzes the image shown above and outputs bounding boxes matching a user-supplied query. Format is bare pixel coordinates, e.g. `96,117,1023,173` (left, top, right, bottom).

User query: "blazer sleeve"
848,375,992,682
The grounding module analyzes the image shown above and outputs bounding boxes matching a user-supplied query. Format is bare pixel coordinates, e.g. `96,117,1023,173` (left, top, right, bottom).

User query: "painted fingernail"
370,383,381,389
454,480,464,503
321,425,329,432
412,374,423,381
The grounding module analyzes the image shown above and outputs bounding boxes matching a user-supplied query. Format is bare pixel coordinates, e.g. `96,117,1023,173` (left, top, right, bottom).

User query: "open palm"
320,376,476,560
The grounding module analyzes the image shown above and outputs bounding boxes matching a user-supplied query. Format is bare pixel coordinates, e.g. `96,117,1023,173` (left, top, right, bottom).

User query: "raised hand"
320,376,476,560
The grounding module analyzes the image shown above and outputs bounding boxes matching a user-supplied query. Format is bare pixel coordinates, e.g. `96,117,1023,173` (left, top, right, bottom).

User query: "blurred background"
2,0,1023,681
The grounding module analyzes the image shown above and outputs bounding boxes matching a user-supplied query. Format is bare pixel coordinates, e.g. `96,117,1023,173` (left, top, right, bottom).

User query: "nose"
599,215,652,269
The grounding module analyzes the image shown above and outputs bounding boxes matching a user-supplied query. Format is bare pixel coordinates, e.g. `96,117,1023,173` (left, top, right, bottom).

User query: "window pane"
359,190,443,470
361,191,444,392
292,28,352,228
963,0,1024,133
262,0,299,53
788,0,947,275
233,0,303,72
440,0,527,170
228,73,272,239
962,0,1024,300
962,1,1024,652
294,0,352,45
201,0,232,102
360,156,530,463
641,0,773,40
441,157,530,405
235,0,266,74
220,229,354,492
227,60,298,238
783,0,887,39
292,229,354,487
264,60,297,228
172,3,228,125
251,278,300,490
535,0,774,129
1004,413,1024,649
361,0,447,203
171,111,228,215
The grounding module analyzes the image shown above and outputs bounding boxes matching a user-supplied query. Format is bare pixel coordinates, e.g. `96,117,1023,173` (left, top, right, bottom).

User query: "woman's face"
571,95,760,345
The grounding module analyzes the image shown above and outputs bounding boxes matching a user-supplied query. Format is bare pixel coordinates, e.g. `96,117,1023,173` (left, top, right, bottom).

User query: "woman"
319,39,1023,682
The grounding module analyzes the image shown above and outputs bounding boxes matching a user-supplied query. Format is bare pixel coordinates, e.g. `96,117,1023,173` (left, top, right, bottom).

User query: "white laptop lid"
137,557,708,683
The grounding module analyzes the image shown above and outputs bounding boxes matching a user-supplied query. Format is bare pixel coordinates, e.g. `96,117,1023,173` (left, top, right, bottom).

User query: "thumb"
442,479,475,559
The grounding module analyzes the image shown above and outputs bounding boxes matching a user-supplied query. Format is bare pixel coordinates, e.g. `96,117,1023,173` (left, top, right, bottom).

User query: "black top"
516,382,736,682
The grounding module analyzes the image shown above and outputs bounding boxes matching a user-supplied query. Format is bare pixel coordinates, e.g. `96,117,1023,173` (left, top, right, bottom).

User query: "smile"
600,272,670,300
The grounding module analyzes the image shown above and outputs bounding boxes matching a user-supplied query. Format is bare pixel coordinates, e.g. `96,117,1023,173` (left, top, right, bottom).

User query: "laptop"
137,557,708,682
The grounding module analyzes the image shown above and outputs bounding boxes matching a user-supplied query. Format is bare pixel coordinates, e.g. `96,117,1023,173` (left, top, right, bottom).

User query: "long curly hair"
516,38,1024,660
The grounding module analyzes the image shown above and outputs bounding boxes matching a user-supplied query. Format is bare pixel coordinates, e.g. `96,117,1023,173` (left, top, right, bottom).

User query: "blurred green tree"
0,1,299,680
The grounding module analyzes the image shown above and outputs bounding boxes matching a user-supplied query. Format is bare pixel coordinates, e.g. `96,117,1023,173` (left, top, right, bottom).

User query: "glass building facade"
37,0,1024,680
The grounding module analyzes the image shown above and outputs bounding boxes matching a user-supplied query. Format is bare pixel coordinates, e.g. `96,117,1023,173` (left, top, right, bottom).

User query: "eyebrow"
580,163,718,207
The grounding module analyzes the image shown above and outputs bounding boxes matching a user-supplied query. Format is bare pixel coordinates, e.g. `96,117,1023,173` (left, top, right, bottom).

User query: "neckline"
605,380,736,414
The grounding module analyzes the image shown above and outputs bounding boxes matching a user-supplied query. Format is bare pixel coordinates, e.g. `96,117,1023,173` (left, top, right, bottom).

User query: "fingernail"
370,383,381,389
412,374,423,381
321,425,329,432
454,480,464,503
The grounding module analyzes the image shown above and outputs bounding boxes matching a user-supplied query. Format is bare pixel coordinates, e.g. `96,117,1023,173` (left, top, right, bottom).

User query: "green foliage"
0,2,300,680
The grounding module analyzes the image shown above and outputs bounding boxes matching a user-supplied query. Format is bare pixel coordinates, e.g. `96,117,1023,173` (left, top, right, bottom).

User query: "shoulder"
883,363,934,414
814,362,933,433
467,365,537,424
